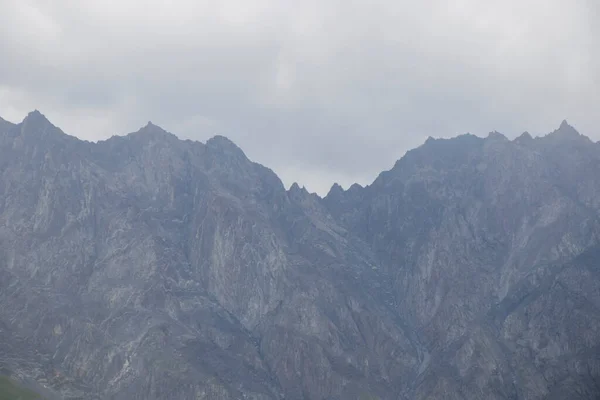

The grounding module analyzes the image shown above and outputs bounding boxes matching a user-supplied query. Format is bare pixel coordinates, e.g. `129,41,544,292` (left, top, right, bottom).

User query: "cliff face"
0,112,598,399
323,124,600,399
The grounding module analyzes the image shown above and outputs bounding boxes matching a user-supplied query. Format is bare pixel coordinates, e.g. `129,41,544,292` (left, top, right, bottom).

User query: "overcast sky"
1,0,598,194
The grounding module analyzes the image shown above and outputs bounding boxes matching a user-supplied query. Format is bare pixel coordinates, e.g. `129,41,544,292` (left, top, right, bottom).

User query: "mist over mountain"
0,111,599,399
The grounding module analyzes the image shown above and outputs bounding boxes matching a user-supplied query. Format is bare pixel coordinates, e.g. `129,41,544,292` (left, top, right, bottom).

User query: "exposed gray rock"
0,112,599,399
324,125,600,399
0,116,13,134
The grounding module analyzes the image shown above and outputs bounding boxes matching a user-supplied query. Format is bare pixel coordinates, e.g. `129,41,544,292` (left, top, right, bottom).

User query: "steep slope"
0,112,419,400
324,123,600,399
0,117,13,135
1,111,599,399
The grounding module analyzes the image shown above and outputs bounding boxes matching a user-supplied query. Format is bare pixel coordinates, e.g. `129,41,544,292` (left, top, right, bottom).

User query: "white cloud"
0,0,597,194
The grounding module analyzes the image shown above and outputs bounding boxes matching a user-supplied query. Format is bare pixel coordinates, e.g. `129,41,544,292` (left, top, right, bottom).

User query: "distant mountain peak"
18,109,65,141
139,120,166,133
555,119,579,136
543,119,592,144
23,109,51,125
206,134,237,146
288,182,311,200
326,182,345,198
1,112,600,400
28,109,43,117
129,121,178,142
559,119,572,129
486,131,508,141
348,183,363,191
289,182,308,193
514,131,533,145
205,134,247,159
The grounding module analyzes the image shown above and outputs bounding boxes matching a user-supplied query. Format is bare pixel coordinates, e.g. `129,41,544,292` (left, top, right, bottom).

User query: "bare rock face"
0,112,599,399
0,112,418,400
324,123,600,399
0,117,13,135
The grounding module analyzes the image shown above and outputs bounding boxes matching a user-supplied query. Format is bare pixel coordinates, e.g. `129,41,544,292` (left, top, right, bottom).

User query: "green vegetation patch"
0,376,41,400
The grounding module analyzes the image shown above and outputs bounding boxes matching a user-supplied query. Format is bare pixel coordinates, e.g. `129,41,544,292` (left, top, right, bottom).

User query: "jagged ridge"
0,111,599,400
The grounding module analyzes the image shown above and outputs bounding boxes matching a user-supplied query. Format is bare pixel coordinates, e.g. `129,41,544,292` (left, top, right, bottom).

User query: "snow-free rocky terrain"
0,111,599,399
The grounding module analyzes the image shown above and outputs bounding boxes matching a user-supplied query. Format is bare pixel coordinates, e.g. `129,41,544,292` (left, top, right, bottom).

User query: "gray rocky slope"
0,111,598,399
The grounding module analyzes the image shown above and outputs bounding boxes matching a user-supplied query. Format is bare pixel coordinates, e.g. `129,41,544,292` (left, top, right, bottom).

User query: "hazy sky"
1,0,598,194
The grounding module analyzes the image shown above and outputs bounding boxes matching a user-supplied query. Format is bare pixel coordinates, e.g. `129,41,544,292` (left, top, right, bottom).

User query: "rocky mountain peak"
326,182,345,198
514,131,533,144
288,182,309,195
553,119,583,137
143,120,157,130
17,110,72,144
1,114,600,400
486,130,508,142
540,119,593,148
25,109,46,120
129,120,178,142
205,134,247,159
559,118,574,130
21,109,52,128
287,182,317,206
347,182,364,193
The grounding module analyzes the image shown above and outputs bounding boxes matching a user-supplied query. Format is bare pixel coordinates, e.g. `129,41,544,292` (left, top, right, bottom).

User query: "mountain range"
0,111,599,399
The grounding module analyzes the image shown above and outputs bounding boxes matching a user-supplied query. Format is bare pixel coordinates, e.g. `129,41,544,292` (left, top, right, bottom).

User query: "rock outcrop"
0,112,599,399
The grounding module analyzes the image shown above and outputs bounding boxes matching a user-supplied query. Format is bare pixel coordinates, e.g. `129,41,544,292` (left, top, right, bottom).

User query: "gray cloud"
1,0,598,194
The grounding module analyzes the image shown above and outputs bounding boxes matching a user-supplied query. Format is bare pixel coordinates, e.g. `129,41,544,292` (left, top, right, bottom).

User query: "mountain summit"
550,119,584,138
0,112,599,400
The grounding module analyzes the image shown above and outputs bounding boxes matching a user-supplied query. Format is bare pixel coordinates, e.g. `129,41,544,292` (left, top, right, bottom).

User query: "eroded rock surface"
0,112,599,399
